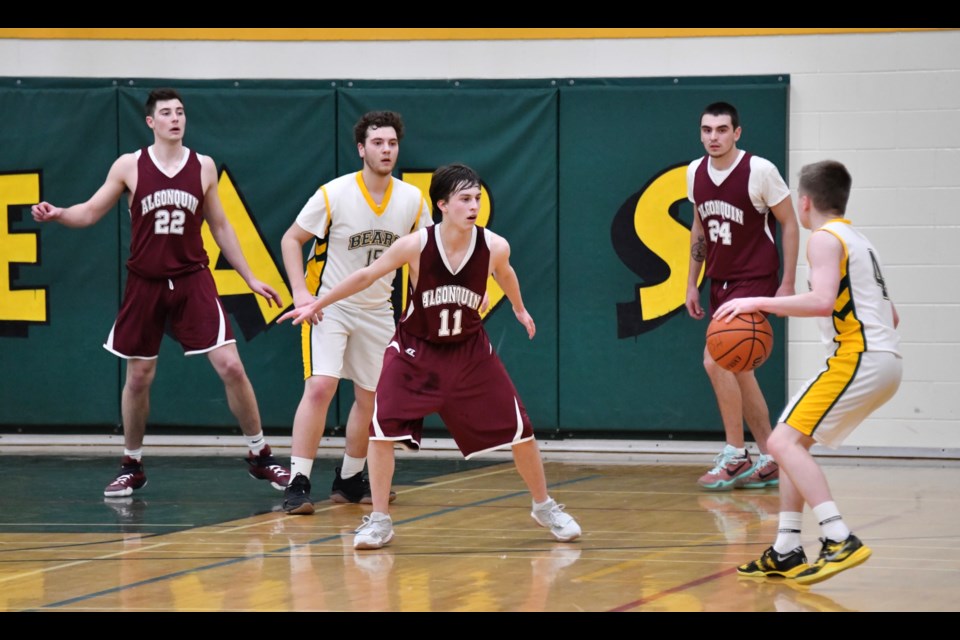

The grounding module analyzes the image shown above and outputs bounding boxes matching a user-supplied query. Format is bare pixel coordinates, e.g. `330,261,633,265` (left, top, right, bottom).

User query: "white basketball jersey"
296,172,432,309
817,219,900,356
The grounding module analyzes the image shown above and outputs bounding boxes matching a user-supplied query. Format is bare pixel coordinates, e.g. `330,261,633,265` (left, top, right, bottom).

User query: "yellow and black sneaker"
793,534,872,585
737,545,809,578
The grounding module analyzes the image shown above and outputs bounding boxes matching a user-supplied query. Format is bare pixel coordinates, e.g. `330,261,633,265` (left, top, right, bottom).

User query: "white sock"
340,453,366,479
727,445,747,458
124,448,143,461
533,497,554,510
244,432,266,456
291,457,314,480
812,501,851,542
773,512,804,554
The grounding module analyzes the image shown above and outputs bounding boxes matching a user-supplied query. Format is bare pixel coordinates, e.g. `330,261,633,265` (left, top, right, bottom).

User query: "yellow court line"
0,28,950,42
0,542,170,585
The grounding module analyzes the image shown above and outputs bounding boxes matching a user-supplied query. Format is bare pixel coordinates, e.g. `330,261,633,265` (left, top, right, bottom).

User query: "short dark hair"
799,160,852,215
429,164,481,217
701,101,740,130
145,88,184,117
354,111,405,145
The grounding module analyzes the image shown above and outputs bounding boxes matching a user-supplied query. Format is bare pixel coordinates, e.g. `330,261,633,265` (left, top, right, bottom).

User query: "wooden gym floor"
1,453,958,612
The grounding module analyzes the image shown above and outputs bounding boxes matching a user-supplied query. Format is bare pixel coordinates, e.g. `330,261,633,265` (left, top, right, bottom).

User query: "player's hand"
292,290,316,309
514,307,536,339
248,278,282,307
714,297,762,322
685,285,705,320
31,202,62,223
277,302,323,326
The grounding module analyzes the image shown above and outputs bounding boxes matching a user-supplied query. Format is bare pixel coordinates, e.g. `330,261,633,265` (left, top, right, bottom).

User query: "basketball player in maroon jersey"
279,164,581,550
685,102,800,491
31,88,290,498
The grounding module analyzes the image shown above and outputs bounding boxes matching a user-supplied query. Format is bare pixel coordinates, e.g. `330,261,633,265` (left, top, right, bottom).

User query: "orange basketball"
706,312,774,373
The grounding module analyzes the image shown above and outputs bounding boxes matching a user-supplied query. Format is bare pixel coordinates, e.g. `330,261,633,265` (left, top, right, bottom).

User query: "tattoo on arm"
692,234,706,262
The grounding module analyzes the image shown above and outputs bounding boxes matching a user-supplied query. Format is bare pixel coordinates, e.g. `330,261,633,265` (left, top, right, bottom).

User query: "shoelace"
548,503,573,525
815,537,844,560
709,451,749,474
708,452,735,474
356,515,389,534
111,471,137,485
356,515,375,533
266,464,290,478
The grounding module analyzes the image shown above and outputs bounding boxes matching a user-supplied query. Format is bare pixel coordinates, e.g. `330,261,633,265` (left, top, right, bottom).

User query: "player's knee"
215,358,248,384
767,427,790,459
703,354,721,375
125,371,155,394
303,376,338,405
125,362,156,392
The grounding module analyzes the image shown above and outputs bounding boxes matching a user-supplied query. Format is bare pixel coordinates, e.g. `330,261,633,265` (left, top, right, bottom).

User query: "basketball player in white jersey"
279,111,431,514
714,160,902,585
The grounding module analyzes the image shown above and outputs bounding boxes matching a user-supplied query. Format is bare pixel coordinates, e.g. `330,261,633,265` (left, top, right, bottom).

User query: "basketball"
706,312,773,372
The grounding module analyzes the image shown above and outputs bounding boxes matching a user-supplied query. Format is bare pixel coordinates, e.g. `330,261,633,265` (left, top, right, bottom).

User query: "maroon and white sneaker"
246,444,291,490
104,456,147,497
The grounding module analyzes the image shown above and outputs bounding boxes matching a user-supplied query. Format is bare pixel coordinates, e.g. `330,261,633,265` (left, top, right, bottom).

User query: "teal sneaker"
698,445,753,491
735,454,780,489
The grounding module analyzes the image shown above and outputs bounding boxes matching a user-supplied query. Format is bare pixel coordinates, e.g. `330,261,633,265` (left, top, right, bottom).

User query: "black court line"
35,474,599,610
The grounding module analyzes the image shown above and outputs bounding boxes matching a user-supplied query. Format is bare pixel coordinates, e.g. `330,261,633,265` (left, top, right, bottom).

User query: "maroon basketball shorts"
104,268,235,359
371,328,534,459
709,272,780,316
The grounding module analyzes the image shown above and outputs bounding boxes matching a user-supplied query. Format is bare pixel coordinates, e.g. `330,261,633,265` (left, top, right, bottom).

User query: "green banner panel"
114,85,336,429
0,87,120,424
336,88,560,428
1,77,791,440
558,80,789,432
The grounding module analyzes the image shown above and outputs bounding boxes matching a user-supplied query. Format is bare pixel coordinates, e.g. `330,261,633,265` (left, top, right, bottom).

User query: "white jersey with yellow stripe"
295,171,432,309
817,219,900,356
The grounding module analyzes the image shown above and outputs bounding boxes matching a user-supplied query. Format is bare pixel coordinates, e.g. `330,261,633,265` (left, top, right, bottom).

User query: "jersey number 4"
868,249,890,299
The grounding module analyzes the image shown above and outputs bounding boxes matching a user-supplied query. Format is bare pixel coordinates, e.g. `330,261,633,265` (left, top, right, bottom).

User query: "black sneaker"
794,534,872,585
330,466,397,504
283,473,314,515
737,545,809,578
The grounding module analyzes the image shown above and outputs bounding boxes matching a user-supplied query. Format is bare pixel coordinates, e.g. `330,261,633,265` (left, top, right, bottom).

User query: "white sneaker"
354,512,395,550
531,499,581,542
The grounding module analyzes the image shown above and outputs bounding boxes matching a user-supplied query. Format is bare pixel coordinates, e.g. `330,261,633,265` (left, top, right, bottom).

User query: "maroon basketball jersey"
692,152,779,281
127,147,209,279
401,225,488,343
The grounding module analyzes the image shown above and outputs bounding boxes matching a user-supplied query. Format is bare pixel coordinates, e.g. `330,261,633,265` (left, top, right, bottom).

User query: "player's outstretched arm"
200,155,281,307
31,155,133,228
714,229,841,321
278,232,421,326
489,233,535,340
